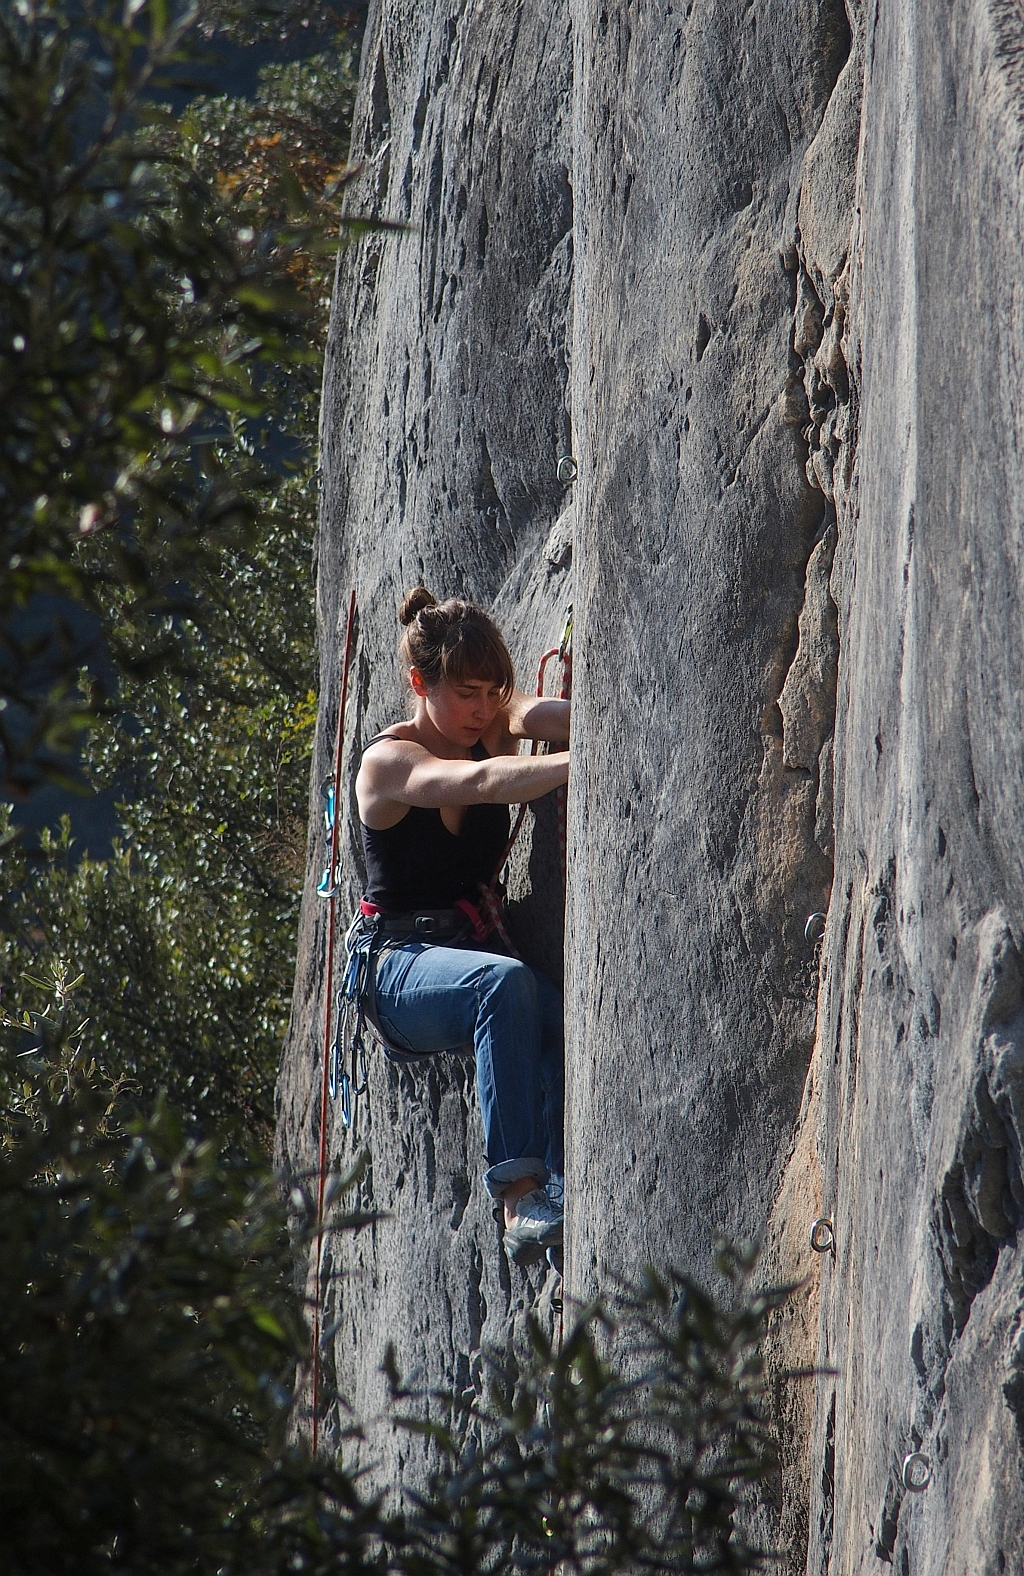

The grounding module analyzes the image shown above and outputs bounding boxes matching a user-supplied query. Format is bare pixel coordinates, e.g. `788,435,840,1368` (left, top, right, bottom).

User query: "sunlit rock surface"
276,1,1024,1567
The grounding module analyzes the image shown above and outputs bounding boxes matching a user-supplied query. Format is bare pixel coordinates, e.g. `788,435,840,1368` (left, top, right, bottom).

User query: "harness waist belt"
362,903,467,939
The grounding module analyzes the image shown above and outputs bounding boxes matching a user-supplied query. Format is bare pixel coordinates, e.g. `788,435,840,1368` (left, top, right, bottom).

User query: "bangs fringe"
441,624,514,697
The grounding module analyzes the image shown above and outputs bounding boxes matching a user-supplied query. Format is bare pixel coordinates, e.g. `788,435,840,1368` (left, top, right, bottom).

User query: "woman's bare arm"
504,690,570,743
357,738,569,828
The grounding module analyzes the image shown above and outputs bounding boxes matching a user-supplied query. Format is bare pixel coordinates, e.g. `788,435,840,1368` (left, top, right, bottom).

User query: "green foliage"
198,0,368,49
0,475,318,1137
181,46,361,336
0,987,784,1573
2,811,281,1138
0,0,356,792
0,13,364,1138
0,996,384,1576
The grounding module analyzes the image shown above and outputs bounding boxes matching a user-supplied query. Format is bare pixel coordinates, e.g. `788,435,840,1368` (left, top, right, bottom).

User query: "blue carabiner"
340,1070,352,1129
329,990,346,1099
342,943,362,1001
317,779,339,898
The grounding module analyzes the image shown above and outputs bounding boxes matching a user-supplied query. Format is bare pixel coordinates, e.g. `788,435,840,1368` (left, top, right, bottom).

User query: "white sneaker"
503,1188,564,1266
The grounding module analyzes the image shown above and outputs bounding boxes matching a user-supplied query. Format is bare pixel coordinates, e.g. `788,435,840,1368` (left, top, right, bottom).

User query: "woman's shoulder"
361,724,417,755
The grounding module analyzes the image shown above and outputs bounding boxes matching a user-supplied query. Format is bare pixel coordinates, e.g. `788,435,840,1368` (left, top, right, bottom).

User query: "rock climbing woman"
354,587,569,1266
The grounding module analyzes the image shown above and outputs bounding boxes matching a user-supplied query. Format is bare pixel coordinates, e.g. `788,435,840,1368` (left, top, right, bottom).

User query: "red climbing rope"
311,587,357,1455
554,613,572,894
488,607,574,898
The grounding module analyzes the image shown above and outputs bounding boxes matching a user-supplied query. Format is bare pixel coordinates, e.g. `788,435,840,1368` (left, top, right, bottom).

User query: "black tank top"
361,736,510,911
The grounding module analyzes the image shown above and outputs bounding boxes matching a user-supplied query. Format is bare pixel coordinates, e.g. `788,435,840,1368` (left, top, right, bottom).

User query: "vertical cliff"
278,0,578,1487
802,3,1024,1571
276,0,1024,1567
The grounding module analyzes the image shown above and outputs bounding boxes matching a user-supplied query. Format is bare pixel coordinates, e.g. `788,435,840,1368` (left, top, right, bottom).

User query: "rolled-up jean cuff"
483,1157,548,1200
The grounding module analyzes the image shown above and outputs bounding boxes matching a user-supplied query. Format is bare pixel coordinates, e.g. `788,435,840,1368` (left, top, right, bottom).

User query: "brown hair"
399,587,514,698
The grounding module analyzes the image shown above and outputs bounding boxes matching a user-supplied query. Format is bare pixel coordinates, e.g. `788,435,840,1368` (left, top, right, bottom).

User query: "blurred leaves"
0,0,361,793
386,1246,788,1576
0,995,384,1576
0,9,360,1141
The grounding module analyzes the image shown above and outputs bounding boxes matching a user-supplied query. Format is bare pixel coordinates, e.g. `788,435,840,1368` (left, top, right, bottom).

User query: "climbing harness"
338,904,464,1066
311,587,357,1455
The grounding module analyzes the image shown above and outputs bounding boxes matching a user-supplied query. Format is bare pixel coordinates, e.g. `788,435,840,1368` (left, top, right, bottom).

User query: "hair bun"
399,586,438,626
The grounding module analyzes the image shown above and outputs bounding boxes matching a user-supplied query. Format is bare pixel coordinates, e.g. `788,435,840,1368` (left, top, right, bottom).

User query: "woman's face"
412,671,504,748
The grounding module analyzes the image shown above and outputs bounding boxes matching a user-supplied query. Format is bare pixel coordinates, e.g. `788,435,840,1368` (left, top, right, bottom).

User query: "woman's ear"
409,667,429,698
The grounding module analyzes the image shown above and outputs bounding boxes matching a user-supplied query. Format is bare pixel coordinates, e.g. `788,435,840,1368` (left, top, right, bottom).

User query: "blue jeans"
374,941,564,1200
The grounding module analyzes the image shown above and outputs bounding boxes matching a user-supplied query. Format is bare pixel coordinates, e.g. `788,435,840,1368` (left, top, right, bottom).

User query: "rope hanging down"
488,605,573,900
311,587,357,1456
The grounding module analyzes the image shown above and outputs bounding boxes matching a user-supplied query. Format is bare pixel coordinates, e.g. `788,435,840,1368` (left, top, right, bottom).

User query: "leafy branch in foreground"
386,1247,788,1576
0,976,785,1574
0,978,381,1576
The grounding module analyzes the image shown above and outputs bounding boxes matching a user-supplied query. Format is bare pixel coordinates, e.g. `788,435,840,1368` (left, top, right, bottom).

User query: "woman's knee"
479,956,538,1015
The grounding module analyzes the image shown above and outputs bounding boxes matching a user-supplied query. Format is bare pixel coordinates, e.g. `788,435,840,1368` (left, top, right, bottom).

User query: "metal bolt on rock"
809,1217,835,1254
805,911,827,944
902,1452,932,1492
556,455,578,484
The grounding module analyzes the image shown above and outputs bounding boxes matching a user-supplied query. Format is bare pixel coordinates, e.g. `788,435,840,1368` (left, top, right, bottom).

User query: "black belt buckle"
414,913,436,935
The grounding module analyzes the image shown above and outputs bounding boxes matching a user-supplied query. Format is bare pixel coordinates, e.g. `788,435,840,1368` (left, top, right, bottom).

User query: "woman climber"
355,587,569,1266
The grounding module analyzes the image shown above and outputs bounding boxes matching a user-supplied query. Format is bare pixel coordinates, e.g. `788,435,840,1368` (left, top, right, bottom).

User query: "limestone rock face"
278,0,578,1488
802,3,1024,1571
276,0,1024,1566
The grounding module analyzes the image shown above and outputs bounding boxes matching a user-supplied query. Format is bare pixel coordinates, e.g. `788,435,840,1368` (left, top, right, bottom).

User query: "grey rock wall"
563,0,847,1281
278,0,578,1484
802,3,1024,1571
276,0,1024,1567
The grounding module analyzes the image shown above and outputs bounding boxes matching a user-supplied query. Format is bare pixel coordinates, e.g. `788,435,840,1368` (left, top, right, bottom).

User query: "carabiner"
558,604,573,661
329,990,346,1100
352,1024,369,1099
342,945,359,1000
317,778,340,898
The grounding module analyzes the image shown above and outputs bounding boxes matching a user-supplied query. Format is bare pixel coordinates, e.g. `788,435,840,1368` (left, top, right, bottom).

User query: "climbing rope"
488,604,573,899
553,607,572,894
311,587,357,1455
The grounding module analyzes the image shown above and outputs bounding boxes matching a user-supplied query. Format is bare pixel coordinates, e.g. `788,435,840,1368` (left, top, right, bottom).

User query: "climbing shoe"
503,1188,563,1267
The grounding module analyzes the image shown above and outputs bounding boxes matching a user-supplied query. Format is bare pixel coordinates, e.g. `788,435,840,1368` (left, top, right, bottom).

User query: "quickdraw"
316,780,340,897
333,912,376,1109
